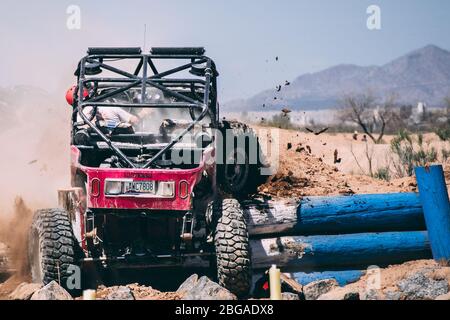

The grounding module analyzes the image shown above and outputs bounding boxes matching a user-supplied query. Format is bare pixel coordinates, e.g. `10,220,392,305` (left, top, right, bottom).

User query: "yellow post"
83,289,97,300
269,264,282,300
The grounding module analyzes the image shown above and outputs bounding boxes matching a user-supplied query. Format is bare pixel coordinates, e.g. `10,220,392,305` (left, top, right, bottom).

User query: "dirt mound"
258,147,416,198
92,284,183,300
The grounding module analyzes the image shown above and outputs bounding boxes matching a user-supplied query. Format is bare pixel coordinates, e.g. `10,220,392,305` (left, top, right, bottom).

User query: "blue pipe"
296,193,425,235
251,231,432,270
415,165,450,262
291,270,364,286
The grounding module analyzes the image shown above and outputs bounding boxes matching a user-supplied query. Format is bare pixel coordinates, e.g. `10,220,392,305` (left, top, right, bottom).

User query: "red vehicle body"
71,145,214,211
70,143,216,254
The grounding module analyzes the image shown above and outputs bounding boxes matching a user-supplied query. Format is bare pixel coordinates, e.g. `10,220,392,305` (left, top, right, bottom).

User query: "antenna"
143,24,147,51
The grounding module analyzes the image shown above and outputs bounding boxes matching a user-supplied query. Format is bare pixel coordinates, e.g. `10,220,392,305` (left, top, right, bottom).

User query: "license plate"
123,181,155,194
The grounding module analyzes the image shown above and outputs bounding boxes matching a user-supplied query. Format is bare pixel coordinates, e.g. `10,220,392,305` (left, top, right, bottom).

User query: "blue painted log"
250,231,432,271
245,193,425,237
290,270,364,286
415,165,450,263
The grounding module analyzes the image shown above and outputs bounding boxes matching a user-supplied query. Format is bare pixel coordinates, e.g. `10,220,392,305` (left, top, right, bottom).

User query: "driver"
70,86,166,130
96,106,140,126
88,87,164,127
75,106,141,128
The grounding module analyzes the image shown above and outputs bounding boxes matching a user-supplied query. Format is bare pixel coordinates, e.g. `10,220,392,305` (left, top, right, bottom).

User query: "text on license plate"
124,181,155,194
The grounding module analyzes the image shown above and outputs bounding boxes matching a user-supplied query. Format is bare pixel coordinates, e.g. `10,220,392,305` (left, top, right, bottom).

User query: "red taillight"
91,178,100,197
179,181,189,199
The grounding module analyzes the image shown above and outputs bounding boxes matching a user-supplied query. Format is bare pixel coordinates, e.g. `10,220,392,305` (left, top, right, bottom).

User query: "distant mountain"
224,45,450,111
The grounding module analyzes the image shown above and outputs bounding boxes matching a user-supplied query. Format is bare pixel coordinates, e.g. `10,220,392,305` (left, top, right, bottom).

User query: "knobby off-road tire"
210,198,251,297
219,120,267,197
28,208,78,291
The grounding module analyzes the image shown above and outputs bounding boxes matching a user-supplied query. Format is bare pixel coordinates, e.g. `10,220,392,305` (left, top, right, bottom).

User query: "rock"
9,282,43,300
105,286,135,300
30,281,73,300
343,292,360,300
343,291,360,300
177,274,199,294
361,289,383,300
280,274,303,294
397,272,449,300
317,287,360,300
282,292,300,300
384,290,402,301
435,292,450,300
181,276,236,300
303,279,339,300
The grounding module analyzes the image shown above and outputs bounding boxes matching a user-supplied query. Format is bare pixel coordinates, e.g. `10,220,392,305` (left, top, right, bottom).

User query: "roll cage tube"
74,48,218,169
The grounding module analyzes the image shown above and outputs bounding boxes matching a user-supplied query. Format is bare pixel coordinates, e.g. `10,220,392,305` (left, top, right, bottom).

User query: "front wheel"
209,199,251,297
28,208,80,291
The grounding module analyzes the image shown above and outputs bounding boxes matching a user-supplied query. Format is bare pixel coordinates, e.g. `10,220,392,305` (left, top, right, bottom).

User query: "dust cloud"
0,86,71,274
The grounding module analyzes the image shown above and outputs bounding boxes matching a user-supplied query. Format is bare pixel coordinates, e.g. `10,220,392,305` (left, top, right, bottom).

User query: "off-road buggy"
27,47,266,296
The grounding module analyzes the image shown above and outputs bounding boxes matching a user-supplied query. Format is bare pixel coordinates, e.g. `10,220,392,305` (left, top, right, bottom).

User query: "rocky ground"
2,274,235,301
316,260,450,300
1,259,449,300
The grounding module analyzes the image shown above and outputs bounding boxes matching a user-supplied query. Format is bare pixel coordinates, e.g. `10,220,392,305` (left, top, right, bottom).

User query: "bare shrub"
340,93,398,144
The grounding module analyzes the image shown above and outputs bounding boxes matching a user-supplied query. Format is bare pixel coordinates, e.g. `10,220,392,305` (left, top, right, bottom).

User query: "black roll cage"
74,47,218,169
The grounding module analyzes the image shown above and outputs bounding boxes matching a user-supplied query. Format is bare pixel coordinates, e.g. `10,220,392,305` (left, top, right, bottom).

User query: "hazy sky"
1,0,450,102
